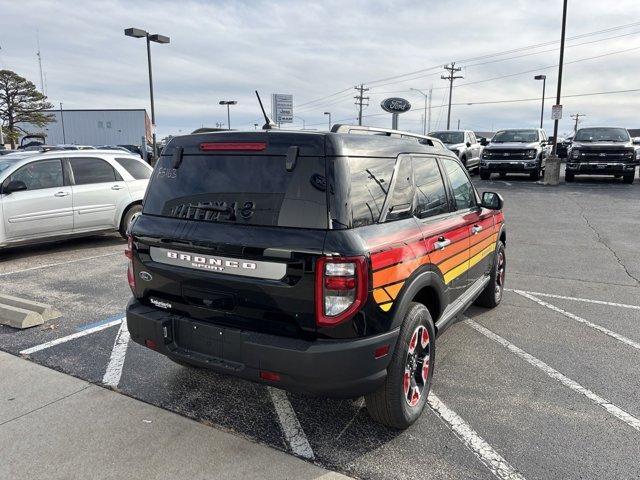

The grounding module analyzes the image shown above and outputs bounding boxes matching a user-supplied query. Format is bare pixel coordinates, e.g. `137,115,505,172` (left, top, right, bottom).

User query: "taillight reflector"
145,339,158,350
199,142,267,151
125,235,133,259
260,371,281,382
374,344,390,359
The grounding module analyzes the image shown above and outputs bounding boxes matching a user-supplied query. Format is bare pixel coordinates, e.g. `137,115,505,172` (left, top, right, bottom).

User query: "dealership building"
20,109,152,146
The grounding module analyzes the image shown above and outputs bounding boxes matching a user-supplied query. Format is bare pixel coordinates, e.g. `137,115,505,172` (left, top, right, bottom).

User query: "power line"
441,63,463,129
354,84,369,126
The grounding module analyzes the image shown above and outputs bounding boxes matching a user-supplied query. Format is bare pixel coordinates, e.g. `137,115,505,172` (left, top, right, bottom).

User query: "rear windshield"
143,154,328,229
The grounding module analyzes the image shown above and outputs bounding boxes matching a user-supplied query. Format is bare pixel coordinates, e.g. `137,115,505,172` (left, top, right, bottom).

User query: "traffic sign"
551,104,563,120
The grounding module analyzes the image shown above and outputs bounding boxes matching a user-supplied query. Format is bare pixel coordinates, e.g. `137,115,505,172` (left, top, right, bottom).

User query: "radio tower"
441,63,463,130
37,31,45,95
354,84,369,126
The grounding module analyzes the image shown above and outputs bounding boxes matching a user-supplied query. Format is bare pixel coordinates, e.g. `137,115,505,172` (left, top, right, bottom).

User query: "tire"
623,171,635,184
529,168,541,180
474,241,506,308
565,172,575,183
480,170,491,180
120,204,142,238
365,303,436,429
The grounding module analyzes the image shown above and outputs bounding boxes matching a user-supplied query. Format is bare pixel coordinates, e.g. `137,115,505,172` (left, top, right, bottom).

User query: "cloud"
2,0,639,138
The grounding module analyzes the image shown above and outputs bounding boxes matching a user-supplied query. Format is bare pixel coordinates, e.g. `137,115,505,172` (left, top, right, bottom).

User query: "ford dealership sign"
380,97,411,114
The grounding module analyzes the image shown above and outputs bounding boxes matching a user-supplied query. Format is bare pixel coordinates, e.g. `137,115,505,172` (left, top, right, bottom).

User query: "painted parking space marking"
506,288,640,311
267,387,315,460
20,318,124,355
466,319,640,432
512,290,640,351
0,252,122,277
428,393,526,480
102,320,130,388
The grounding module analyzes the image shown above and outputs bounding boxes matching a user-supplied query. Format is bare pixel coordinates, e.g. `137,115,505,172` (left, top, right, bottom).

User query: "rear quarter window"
347,157,395,227
115,157,152,180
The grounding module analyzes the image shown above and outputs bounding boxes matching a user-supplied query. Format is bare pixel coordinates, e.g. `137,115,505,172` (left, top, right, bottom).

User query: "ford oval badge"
139,271,153,282
380,97,411,114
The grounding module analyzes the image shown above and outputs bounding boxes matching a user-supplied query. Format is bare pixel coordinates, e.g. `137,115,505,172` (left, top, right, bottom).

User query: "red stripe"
371,239,429,271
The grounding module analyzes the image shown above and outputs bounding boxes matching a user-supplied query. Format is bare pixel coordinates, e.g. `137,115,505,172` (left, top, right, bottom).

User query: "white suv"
0,149,152,248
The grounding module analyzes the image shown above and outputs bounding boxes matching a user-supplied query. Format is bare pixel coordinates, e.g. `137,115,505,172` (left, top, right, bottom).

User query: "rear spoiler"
331,124,446,149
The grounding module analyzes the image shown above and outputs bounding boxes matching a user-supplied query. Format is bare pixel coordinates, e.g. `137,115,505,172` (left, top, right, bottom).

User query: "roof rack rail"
330,124,445,149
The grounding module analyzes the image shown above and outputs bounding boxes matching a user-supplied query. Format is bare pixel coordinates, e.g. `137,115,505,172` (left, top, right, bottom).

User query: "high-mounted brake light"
199,142,267,151
315,256,368,327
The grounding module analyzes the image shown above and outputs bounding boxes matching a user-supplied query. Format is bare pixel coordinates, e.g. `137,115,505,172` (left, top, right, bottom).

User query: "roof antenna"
255,90,277,130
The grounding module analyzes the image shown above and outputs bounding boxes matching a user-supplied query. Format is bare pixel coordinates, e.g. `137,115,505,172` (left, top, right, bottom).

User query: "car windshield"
574,128,630,142
429,131,464,144
492,130,539,143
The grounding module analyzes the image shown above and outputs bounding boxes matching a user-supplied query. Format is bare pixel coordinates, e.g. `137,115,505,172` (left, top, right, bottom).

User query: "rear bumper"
126,299,398,398
565,162,636,175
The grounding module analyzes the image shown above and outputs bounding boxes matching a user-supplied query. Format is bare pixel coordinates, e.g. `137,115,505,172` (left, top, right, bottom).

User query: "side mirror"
480,138,488,146
3,180,28,194
481,191,503,210
466,142,471,148
633,137,640,145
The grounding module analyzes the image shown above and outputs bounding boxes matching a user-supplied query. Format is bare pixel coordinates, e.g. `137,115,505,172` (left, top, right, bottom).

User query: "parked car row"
431,127,639,183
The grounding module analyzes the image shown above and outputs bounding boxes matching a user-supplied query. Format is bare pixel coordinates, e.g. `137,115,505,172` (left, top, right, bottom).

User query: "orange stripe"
385,282,404,299
373,288,392,303
373,255,429,287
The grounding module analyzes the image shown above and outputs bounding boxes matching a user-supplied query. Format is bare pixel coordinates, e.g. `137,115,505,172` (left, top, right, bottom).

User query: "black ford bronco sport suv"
126,126,506,429
566,127,638,183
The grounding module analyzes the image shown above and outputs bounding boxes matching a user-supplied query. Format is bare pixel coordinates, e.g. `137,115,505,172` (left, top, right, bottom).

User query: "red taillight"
259,371,281,382
145,339,158,350
315,256,368,327
199,142,267,151
126,235,135,292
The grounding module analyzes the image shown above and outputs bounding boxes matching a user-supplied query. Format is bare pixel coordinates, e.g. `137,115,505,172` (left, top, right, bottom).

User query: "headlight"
623,150,634,159
526,149,537,159
571,149,580,159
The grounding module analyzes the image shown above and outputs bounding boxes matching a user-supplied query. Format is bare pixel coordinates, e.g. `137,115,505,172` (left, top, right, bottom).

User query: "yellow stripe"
443,260,469,284
443,241,497,284
379,302,393,312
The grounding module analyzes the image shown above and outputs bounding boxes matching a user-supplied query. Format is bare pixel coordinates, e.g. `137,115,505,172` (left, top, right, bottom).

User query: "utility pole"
441,63,463,130
354,84,369,126
571,113,586,133
457,119,460,130
427,87,433,134
59,102,66,144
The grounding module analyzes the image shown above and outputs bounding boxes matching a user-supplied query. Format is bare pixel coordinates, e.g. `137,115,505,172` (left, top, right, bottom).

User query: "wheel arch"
119,200,143,232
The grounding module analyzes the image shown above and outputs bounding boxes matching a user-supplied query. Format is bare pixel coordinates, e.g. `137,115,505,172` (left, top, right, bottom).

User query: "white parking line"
102,320,131,388
466,319,640,432
428,393,526,480
20,318,123,355
513,290,640,351
267,387,315,460
0,252,122,277
506,288,640,311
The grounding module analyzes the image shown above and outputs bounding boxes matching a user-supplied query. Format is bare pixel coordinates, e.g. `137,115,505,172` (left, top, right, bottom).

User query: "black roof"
163,130,452,159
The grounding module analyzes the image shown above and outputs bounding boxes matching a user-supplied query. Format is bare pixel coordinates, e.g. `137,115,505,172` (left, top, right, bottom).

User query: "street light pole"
410,88,429,135
324,112,331,131
534,75,546,129
543,0,568,185
125,28,170,163
219,101,237,129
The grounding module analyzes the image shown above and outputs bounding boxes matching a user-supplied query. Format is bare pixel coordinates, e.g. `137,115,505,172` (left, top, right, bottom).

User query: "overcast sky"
2,0,639,138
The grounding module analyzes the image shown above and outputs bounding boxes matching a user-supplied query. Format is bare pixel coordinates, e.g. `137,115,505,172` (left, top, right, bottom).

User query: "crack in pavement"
568,196,639,285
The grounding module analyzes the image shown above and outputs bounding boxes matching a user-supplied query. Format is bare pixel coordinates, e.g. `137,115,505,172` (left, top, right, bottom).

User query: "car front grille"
483,149,530,159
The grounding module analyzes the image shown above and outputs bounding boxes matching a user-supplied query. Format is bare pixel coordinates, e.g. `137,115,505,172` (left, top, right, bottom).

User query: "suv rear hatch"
130,132,329,339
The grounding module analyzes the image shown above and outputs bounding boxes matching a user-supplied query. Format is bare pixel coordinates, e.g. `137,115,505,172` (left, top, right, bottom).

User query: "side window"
468,132,476,144
9,159,64,191
385,156,413,222
412,156,449,218
348,157,395,227
70,158,119,185
443,158,476,210
115,157,152,180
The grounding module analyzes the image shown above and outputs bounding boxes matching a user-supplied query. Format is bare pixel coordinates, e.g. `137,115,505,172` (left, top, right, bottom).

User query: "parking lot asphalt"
1,169,639,480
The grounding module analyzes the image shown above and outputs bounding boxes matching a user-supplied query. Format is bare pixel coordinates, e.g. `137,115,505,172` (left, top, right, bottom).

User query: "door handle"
111,185,125,190
54,191,69,197
434,237,451,250
471,225,483,235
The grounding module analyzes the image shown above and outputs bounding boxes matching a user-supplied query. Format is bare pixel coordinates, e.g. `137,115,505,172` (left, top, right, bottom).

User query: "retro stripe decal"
370,220,503,312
